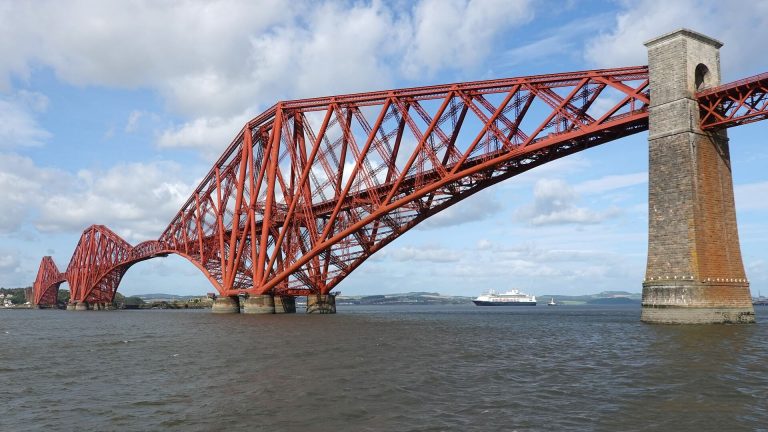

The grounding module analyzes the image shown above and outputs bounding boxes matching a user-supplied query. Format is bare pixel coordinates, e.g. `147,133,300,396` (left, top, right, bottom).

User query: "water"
1,305,767,431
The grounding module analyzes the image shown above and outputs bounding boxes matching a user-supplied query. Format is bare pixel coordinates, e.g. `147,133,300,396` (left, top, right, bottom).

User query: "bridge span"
33,29,767,323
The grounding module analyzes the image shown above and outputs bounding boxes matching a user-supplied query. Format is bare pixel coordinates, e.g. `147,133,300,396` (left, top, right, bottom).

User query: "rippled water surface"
1,305,767,431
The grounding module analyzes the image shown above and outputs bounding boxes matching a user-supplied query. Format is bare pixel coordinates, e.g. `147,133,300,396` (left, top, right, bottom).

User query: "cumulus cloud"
584,0,768,79
0,153,65,233
0,153,194,241
419,189,503,229
157,111,252,157
0,0,291,94
515,178,619,225
0,0,535,155
0,252,20,273
0,92,51,149
402,0,533,78
35,162,194,241
387,246,463,263
0,251,25,287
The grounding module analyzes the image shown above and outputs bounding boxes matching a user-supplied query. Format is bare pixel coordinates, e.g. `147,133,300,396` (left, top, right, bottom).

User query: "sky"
1,0,767,297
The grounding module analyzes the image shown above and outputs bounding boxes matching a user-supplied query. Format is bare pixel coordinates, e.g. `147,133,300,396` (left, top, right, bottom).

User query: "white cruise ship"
472,289,536,306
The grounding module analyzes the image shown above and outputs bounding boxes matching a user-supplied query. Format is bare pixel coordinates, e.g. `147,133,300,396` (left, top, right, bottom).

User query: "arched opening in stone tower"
695,63,712,91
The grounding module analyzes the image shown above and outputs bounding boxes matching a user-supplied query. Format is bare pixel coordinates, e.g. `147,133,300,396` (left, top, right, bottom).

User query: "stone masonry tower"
642,29,755,324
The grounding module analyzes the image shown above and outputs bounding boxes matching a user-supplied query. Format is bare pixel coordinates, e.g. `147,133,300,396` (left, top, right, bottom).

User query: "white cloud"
125,110,144,133
584,0,768,79
157,112,252,157
0,153,194,242
0,251,25,287
0,252,20,272
402,0,533,78
0,1,536,155
419,189,503,229
0,153,65,233
0,0,291,93
387,246,463,263
574,172,647,195
0,92,51,149
515,178,619,225
35,162,194,241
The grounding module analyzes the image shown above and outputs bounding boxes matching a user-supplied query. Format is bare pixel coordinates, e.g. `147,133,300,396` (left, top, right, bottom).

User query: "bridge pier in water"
241,295,275,314
274,296,296,314
212,294,299,314
211,296,240,313
642,29,755,324
306,294,336,314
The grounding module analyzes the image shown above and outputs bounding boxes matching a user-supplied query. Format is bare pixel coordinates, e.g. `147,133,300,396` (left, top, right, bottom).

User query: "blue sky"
1,0,767,297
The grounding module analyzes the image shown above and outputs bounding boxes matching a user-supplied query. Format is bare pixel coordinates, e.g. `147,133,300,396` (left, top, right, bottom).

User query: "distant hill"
586,297,639,305
338,292,473,305
135,293,206,301
128,290,642,306
540,291,641,305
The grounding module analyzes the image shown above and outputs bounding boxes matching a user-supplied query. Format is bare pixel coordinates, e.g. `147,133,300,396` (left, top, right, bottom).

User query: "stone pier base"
66,303,76,311
240,295,275,314
306,294,336,314
211,296,240,314
74,301,89,311
274,296,296,314
641,282,755,324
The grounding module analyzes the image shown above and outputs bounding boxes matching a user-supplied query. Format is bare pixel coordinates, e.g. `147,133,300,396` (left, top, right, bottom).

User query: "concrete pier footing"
306,294,336,314
66,301,116,311
274,296,296,314
642,29,755,324
211,296,240,313
240,295,275,314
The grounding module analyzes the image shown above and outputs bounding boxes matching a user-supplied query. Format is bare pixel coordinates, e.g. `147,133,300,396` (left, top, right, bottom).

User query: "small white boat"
547,297,557,306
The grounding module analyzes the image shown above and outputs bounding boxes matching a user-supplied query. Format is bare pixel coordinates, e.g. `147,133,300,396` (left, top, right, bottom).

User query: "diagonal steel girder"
158,66,651,297
33,66,656,302
698,71,768,130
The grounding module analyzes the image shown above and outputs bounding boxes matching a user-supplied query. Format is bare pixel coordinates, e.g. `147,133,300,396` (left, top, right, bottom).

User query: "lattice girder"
32,256,66,306
698,72,768,130
159,66,650,296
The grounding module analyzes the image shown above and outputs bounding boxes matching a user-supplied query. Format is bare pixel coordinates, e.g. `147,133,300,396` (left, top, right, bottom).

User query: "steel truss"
32,256,66,305
33,66,651,305
698,72,768,130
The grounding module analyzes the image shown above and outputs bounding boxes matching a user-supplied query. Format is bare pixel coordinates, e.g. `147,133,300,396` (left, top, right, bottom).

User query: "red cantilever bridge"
31,30,768,318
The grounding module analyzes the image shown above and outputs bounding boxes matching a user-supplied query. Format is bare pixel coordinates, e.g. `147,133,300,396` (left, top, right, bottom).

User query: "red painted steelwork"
160,66,650,297
32,256,66,306
698,72,768,130
61,226,168,305
32,66,652,304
